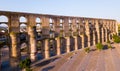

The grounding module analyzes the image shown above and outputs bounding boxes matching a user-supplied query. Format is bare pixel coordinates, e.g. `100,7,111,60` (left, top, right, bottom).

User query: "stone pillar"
80,35,85,49
55,37,61,55
95,20,100,43
10,32,20,70
85,20,90,47
109,33,111,41
9,15,20,70
44,39,49,59
65,37,70,53
73,36,78,51
87,34,91,47
28,26,36,61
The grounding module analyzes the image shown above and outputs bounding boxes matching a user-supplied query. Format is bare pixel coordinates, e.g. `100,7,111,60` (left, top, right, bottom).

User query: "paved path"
32,43,120,71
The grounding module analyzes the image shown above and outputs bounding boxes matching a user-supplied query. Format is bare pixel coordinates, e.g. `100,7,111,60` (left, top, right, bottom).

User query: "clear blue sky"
0,0,120,21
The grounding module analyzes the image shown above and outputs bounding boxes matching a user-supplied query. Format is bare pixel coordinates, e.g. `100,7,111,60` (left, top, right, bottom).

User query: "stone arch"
60,19,64,33
36,17,42,38
0,15,9,32
19,16,29,60
0,15,10,69
36,40,44,60
49,18,54,38
19,16,27,23
36,17,41,23
49,39,57,57
68,19,72,34
19,16,27,32
0,15,8,22
20,24,27,32
49,18,54,28
60,19,63,23
69,19,72,23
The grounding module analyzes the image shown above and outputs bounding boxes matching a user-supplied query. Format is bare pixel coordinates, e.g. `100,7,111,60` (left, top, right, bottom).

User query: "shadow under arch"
60,37,66,54
84,34,88,48
70,36,75,51
95,31,98,44
36,40,44,60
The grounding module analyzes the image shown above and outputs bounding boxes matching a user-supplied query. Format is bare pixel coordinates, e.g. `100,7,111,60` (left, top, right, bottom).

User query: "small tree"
96,43,103,51
19,58,32,71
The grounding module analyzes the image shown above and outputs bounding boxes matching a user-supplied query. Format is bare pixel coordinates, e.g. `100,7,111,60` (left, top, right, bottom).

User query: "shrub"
112,35,120,43
96,43,103,51
84,47,90,53
19,58,32,71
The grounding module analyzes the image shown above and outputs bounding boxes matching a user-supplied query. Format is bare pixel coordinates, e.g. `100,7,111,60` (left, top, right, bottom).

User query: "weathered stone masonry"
0,11,118,66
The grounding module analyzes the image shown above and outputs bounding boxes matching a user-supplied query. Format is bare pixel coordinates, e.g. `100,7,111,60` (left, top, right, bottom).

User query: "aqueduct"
0,11,118,69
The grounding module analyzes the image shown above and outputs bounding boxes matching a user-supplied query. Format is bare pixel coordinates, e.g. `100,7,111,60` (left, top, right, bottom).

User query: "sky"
0,0,120,21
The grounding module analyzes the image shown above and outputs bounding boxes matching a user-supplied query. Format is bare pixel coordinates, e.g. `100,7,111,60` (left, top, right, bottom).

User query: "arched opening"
70,37,75,51
49,39,56,57
36,18,44,60
95,31,98,44
49,18,56,57
84,34,88,47
69,19,72,29
60,37,66,54
88,21,93,46
0,15,10,70
36,18,42,39
76,20,80,35
60,19,63,24
69,19,72,36
36,41,44,60
78,36,82,49
60,19,64,37
19,16,28,60
49,18,54,38
76,20,79,29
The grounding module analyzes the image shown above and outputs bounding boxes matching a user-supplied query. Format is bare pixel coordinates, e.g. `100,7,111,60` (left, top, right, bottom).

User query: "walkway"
32,43,120,71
